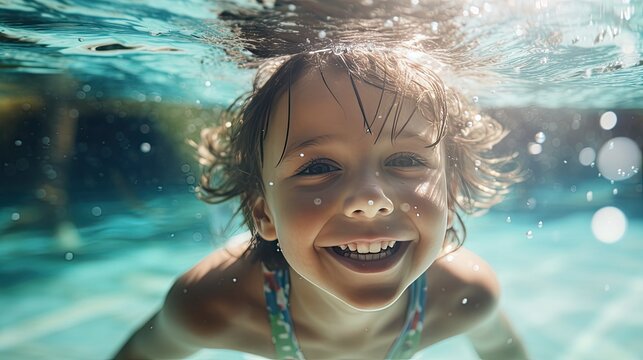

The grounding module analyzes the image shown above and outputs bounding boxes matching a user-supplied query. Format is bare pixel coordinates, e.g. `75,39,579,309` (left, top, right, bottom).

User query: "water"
1,0,642,359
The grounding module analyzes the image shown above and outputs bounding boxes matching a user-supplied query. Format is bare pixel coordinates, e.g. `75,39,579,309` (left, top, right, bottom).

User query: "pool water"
1,0,642,359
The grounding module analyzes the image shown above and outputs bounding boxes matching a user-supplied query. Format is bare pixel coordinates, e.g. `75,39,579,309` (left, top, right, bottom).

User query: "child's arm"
114,283,202,359
466,307,529,360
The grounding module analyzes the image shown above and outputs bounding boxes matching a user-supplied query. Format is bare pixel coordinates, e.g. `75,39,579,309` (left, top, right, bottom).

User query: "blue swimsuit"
262,264,428,359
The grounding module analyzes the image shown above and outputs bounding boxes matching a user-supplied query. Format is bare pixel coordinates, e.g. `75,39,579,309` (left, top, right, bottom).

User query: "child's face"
253,66,450,310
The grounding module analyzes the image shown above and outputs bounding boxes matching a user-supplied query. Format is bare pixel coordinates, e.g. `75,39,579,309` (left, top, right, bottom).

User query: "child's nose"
343,184,394,219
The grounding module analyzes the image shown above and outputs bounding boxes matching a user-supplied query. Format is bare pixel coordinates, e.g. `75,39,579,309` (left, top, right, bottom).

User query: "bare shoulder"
423,246,501,343
163,234,268,348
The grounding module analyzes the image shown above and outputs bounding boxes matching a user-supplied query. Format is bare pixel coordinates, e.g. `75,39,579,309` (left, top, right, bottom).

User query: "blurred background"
0,0,641,359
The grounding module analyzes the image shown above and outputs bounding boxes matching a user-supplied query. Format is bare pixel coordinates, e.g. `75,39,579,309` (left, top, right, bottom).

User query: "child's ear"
252,196,277,241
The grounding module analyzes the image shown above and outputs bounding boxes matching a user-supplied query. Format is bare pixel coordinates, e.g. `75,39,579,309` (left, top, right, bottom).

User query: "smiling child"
116,47,528,359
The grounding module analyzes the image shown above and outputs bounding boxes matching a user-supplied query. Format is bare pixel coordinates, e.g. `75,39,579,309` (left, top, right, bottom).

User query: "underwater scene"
0,0,641,359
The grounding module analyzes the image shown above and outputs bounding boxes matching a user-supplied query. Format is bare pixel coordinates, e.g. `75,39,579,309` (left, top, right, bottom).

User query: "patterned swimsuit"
262,264,428,359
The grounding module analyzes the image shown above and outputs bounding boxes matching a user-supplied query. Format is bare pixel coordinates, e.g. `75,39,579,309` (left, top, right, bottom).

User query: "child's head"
197,46,521,308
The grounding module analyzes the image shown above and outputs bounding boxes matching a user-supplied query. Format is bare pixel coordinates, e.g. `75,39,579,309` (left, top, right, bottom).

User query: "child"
115,46,528,359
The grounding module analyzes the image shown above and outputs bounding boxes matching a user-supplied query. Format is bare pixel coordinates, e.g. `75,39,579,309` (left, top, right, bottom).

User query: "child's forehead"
261,66,440,162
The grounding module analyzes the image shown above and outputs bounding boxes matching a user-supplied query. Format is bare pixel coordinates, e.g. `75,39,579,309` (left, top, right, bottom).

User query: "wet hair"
197,46,522,269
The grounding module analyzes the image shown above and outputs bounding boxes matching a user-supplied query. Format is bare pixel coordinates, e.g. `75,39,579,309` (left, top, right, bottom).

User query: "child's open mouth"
325,241,409,273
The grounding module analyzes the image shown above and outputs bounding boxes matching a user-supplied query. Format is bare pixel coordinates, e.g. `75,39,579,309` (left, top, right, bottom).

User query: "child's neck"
287,267,410,343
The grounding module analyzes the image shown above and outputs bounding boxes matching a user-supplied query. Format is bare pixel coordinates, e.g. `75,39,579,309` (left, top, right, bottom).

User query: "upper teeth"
339,241,396,254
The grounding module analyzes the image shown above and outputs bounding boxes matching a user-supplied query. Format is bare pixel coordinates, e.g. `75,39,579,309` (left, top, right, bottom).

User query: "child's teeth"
389,240,396,248
357,243,369,254
369,242,381,253
347,243,357,251
339,244,347,251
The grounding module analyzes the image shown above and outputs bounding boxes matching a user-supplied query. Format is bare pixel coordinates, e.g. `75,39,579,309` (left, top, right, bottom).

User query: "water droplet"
384,19,393,27
506,216,512,223
462,298,468,305
613,188,618,195
416,213,420,217
400,203,411,212
472,96,479,103
318,30,327,39
91,206,102,217
534,132,546,144
287,4,296,11
367,200,374,206
314,198,322,205
526,230,533,239
140,142,151,153
11,212,20,221
205,80,211,87
268,181,274,186
537,220,543,228
474,159,481,167
586,191,593,202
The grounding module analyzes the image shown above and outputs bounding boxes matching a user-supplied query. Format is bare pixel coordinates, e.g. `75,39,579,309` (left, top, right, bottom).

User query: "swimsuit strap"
385,272,427,359
262,263,428,360
262,263,305,360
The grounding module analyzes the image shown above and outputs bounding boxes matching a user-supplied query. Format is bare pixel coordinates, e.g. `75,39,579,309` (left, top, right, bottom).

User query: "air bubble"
534,132,546,144
314,198,322,205
400,203,411,212
472,96,479,103
91,206,102,216
318,30,327,39
592,206,627,243
599,111,617,130
11,212,20,221
579,147,596,166
268,181,274,186
205,80,211,87
586,191,593,202
299,153,304,157
140,142,151,153
596,137,641,181
232,278,237,283
64,252,74,261
506,216,511,223
526,230,533,239
528,142,542,155
462,298,468,304
537,221,543,228
367,200,374,206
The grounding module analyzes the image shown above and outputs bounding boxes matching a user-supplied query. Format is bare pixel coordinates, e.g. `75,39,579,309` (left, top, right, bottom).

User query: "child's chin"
336,286,406,312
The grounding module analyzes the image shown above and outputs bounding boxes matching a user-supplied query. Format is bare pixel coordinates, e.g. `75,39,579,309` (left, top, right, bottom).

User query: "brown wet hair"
196,47,522,269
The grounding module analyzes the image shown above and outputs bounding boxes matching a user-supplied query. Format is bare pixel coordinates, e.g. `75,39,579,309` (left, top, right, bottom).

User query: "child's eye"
296,159,341,176
385,153,429,168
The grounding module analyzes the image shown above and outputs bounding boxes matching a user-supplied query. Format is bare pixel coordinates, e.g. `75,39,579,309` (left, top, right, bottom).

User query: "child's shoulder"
161,233,271,350
424,246,500,343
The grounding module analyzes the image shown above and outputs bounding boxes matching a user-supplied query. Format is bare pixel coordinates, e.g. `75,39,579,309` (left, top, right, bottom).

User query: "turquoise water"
1,0,642,359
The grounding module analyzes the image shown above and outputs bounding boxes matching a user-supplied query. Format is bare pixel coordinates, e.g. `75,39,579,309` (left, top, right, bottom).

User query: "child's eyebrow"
278,134,336,166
